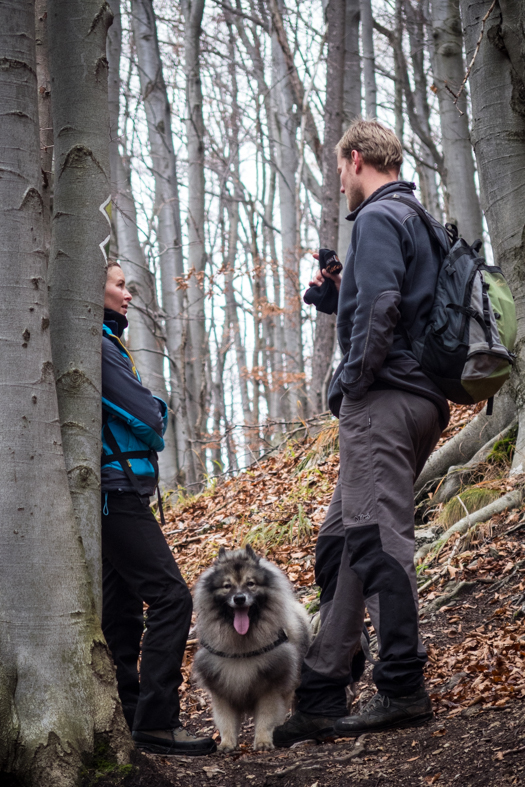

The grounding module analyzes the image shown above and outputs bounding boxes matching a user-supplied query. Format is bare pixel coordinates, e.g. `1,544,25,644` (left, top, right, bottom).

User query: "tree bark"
431,0,484,242
131,0,198,486
181,0,209,479
338,0,361,263
458,0,525,472
404,0,441,218
270,14,306,419
360,0,377,117
268,0,323,168
47,0,114,613
231,16,289,424
309,0,345,416
393,0,405,145
35,0,53,254
0,3,131,781
107,0,179,488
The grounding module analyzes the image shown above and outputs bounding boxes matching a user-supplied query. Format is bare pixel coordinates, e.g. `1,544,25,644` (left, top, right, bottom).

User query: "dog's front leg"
253,691,288,751
211,693,241,753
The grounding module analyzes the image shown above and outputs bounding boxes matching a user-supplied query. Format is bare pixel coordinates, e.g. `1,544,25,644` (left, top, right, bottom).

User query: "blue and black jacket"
101,309,168,496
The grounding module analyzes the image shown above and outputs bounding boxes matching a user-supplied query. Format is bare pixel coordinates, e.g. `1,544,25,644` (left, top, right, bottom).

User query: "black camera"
303,248,341,314
318,248,343,275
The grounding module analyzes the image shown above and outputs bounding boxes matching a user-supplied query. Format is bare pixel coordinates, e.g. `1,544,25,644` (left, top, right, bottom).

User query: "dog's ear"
244,543,260,562
217,546,227,562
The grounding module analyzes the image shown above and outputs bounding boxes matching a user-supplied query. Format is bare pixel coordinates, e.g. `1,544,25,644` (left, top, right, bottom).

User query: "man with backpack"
274,119,452,746
101,262,216,756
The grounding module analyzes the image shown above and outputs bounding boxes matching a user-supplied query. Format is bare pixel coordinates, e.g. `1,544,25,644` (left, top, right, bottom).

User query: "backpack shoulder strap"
381,194,449,254
102,415,154,491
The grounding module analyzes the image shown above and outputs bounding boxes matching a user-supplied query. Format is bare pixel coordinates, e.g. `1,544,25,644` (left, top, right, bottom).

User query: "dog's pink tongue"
233,608,250,635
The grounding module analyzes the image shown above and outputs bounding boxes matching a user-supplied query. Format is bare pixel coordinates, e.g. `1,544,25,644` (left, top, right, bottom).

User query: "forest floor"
87,405,525,787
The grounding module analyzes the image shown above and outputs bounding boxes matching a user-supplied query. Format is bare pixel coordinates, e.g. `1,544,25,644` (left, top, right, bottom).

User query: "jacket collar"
103,308,128,338
346,180,417,222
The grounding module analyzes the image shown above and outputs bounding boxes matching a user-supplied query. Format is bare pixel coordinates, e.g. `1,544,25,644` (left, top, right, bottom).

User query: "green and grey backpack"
388,196,516,410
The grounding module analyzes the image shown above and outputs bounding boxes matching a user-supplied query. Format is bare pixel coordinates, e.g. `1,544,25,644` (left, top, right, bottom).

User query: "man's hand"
308,252,342,292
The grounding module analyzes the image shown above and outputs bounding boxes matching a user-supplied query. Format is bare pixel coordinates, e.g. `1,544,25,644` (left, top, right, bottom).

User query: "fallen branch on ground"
332,734,367,761
415,488,523,564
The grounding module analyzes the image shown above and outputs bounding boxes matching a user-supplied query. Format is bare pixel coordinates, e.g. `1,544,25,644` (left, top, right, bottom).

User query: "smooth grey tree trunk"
131,0,198,486
431,0,484,242
230,15,289,424
269,0,323,169
107,0,179,488
271,11,306,419
404,0,442,218
360,0,377,117
47,0,114,614
0,3,131,781
338,0,361,263
309,0,345,416
181,0,209,479
376,13,445,179
35,0,53,254
390,0,405,147
459,0,525,471
222,23,256,442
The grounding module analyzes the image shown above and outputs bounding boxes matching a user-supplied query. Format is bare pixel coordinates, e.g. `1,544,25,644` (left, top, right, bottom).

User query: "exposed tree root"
414,488,523,564
415,393,516,499
423,580,478,614
432,420,517,506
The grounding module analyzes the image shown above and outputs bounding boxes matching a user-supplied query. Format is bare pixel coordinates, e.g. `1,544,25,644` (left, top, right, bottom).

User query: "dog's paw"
253,739,275,752
218,741,237,754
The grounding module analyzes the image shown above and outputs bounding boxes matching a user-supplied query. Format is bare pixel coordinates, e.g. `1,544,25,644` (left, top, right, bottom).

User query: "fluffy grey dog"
193,544,311,752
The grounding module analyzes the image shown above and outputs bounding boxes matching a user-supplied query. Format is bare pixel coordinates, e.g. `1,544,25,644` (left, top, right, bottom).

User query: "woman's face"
104,266,132,315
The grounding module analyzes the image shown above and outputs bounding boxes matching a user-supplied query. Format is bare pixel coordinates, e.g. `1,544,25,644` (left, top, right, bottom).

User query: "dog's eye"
246,581,256,588
222,582,232,590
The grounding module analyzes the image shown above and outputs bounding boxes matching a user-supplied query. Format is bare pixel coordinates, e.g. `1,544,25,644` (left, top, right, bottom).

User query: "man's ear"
352,149,363,174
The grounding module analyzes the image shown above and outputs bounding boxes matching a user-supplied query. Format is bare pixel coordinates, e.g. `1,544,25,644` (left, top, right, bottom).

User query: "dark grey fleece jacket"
327,180,450,429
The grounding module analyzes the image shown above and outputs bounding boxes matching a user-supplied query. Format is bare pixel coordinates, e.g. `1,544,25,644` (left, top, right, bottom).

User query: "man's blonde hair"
336,119,403,174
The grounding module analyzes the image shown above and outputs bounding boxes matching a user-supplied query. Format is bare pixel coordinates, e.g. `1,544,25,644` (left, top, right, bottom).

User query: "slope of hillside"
83,405,525,787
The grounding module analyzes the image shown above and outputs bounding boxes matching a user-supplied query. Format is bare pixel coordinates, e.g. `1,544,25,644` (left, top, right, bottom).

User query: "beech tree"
459,0,525,468
309,0,345,415
0,1,131,784
109,0,181,488
430,0,483,242
47,0,114,608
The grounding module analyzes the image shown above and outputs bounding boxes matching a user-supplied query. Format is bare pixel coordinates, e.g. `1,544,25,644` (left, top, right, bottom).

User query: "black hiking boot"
334,687,433,737
273,711,338,748
132,726,217,756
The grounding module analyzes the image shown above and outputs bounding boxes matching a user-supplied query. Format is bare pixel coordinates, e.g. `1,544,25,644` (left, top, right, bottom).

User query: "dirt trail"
84,405,525,787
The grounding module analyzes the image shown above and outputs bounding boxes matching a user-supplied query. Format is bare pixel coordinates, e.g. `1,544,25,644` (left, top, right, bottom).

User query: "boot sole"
134,741,217,756
334,711,434,738
274,726,336,748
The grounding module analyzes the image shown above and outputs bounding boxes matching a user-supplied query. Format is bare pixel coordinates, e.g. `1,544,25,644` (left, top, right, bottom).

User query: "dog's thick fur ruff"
193,545,311,752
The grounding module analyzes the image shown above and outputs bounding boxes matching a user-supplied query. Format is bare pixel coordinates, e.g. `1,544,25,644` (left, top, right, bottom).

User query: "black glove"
303,248,342,315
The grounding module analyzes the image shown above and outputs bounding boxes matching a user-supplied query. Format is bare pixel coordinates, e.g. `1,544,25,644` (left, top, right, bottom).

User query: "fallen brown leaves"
420,514,525,716
163,442,340,589
159,403,525,720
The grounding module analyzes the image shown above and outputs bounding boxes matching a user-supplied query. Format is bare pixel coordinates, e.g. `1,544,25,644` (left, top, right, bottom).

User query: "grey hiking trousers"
296,388,442,717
